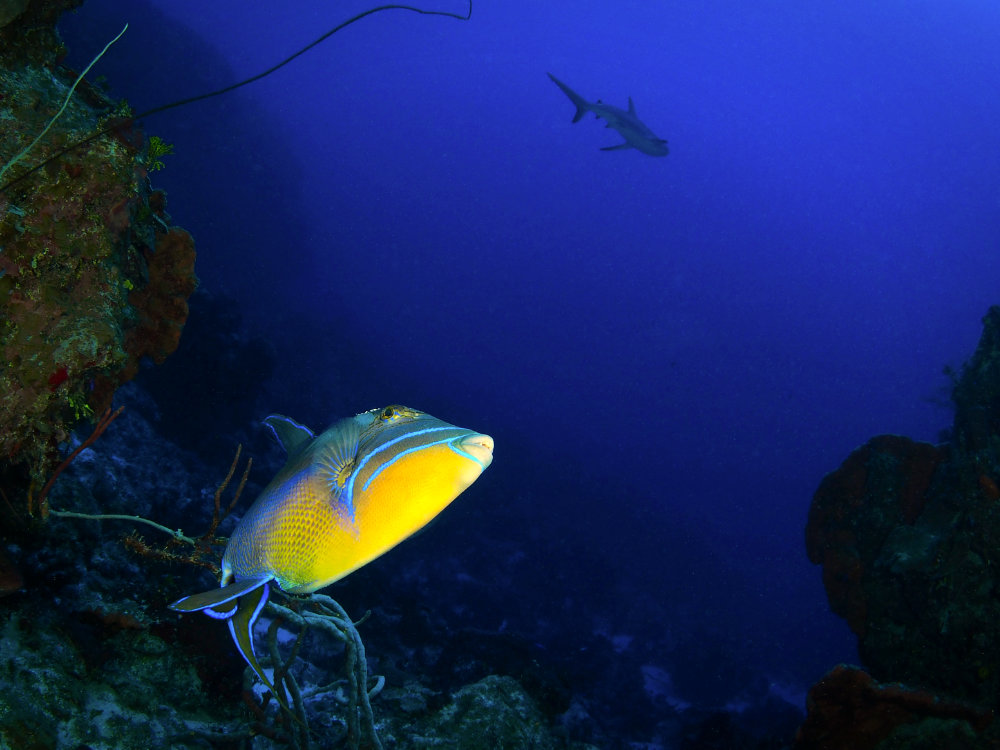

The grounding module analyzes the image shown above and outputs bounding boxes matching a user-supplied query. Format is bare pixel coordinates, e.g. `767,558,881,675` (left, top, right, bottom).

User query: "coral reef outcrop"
802,306,1000,748
0,6,196,506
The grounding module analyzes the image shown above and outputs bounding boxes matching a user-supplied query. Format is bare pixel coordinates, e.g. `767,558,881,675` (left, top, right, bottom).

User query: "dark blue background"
60,0,1000,710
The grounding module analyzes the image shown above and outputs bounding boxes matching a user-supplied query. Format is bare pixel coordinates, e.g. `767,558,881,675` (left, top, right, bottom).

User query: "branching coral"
32,405,122,517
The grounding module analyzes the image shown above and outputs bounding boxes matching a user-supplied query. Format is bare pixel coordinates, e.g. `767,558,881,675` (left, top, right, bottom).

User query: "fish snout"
460,433,494,470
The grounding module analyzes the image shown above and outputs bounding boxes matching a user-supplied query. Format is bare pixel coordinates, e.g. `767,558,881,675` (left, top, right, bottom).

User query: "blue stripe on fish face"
446,439,491,468
350,426,467,496
359,434,475,493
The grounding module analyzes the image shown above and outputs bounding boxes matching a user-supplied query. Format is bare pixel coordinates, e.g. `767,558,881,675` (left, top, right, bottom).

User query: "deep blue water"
60,0,1000,727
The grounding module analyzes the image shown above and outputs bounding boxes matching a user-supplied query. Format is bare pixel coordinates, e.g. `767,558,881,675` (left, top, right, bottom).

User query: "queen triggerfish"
170,405,494,699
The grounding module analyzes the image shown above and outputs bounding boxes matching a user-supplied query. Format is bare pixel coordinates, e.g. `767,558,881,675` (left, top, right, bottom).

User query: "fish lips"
456,433,494,470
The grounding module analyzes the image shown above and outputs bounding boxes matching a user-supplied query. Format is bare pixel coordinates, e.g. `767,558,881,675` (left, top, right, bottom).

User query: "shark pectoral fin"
169,577,268,614
600,143,633,151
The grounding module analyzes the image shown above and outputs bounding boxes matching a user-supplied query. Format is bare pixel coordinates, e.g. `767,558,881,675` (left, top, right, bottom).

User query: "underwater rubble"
802,306,1000,749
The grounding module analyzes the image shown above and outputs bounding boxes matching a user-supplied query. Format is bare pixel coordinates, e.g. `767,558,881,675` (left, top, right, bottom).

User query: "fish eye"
379,406,398,421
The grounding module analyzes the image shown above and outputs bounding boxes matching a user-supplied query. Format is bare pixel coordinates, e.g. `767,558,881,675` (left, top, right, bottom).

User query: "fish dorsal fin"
628,97,636,115
314,416,365,507
263,415,314,455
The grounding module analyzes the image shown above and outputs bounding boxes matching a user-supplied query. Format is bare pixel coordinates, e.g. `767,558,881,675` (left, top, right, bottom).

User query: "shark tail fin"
547,73,591,123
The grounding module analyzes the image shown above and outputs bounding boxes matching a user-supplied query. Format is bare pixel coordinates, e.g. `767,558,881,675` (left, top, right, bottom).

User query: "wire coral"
53,442,251,574
266,595,386,750
0,24,127,184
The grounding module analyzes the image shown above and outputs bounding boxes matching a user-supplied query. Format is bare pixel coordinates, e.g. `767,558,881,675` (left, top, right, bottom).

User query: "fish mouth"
458,433,494,470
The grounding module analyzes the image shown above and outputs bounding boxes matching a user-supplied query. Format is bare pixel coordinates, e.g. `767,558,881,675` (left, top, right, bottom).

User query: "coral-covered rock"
382,674,587,749
805,435,946,637
794,665,992,750
0,10,196,506
952,306,1000,454
805,307,1000,732
0,603,239,749
0,0,78,68
0,0,29,32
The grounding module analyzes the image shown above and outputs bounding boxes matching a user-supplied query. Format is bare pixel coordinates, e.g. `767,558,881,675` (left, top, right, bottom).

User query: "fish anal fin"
600,143,633,151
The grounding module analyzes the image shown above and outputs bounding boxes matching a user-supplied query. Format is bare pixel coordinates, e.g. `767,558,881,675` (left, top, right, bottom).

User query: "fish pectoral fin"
315,417,365,503
169,577,269,614
600,143,633,151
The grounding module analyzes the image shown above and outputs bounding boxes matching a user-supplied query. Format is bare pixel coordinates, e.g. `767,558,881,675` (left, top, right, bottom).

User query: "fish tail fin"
169,576,265,613
547,73,591,123
170,577,292,712
227,583,285,705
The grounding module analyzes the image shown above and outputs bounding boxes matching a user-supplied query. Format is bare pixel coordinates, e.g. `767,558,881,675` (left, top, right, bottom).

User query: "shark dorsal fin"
628,97,636,116
263,415,314,455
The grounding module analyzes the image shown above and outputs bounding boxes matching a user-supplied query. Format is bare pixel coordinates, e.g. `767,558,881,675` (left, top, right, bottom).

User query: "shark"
547,73,669,157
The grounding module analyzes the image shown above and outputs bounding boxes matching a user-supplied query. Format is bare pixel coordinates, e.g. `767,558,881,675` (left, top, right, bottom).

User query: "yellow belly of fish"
287,442,480,593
